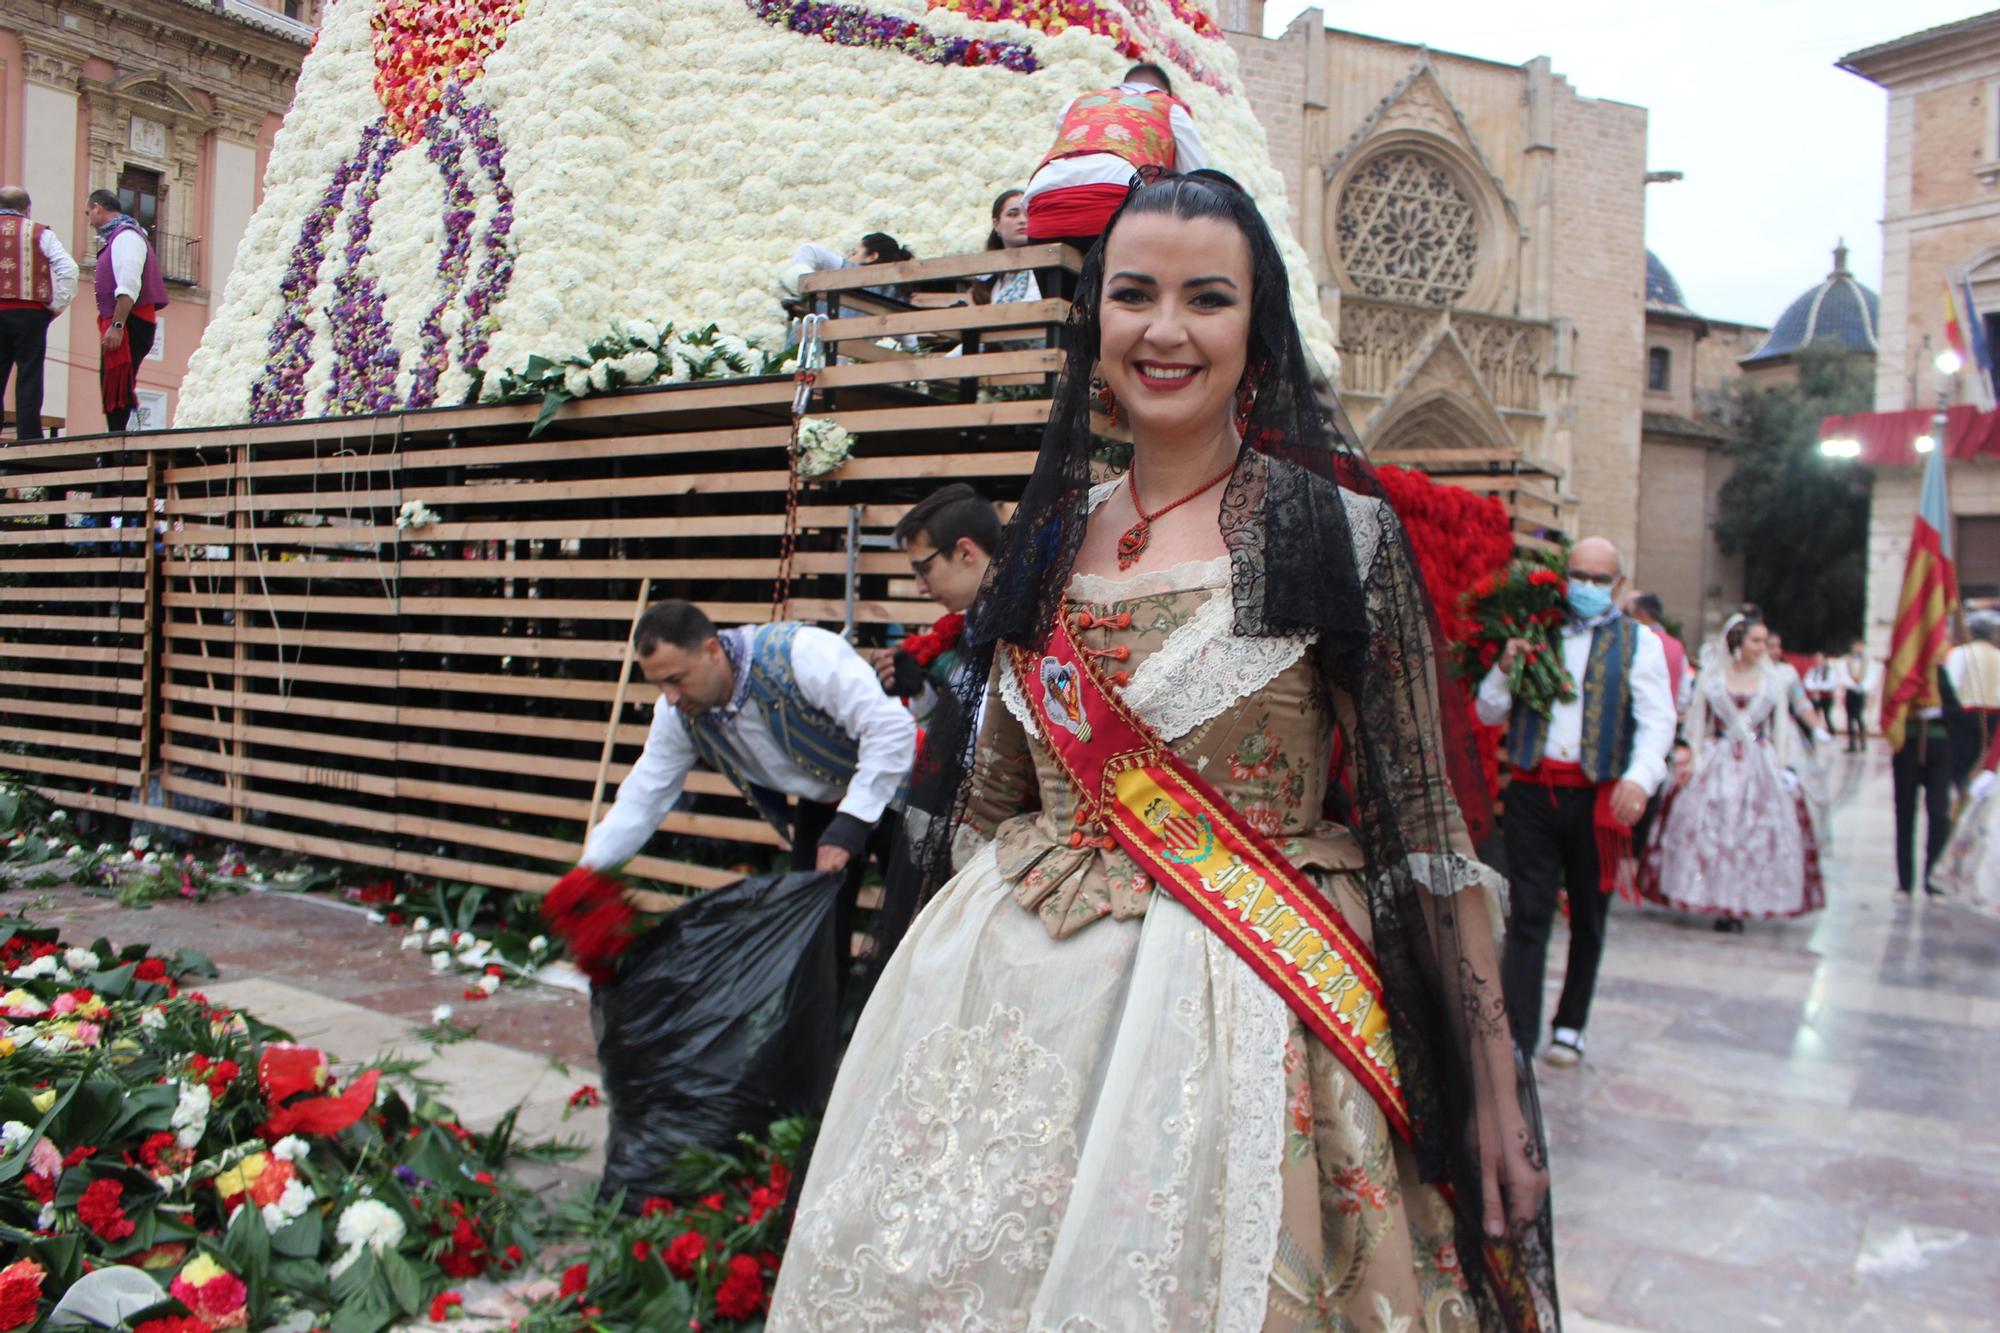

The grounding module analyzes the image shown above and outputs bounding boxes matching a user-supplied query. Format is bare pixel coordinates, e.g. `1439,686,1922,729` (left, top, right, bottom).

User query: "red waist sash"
1013,611,1408,1143
1509,760,1631,896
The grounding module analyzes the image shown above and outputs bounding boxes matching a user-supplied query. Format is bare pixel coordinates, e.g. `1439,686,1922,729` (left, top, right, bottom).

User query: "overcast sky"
1264,0,1985,328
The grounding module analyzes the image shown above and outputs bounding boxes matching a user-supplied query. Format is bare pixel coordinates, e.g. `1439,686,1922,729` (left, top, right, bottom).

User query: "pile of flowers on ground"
489,319,782,436
0,916,541,1333
514,1119,809,1331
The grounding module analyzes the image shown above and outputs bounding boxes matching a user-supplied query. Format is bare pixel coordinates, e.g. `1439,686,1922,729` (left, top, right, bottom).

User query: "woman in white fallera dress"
768,176,1556,1331
1640,615,1828,930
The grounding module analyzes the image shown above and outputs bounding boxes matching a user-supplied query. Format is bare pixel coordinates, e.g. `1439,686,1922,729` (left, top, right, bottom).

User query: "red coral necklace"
1116,460,1237,570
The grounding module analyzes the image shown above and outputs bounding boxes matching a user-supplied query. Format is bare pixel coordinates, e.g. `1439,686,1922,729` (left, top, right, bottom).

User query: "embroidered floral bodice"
963,522,1372,939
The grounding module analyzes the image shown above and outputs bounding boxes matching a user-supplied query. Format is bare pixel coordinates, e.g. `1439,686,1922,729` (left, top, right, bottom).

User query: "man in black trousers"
1476,537,1677,1069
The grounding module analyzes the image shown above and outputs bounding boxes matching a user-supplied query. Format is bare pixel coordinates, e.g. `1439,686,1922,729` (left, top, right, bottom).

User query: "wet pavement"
1544,747,2000,1332
16,741,1999,1329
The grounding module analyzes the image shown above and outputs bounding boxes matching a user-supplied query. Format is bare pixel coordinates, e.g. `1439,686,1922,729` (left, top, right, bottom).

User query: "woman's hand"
1479,1109,1548,1239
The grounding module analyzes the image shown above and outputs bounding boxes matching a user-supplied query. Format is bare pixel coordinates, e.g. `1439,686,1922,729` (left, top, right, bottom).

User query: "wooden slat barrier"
0,297,1066,915
0,255,1537,914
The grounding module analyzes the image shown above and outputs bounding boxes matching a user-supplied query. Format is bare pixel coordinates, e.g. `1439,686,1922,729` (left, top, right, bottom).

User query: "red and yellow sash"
1012,612,1409,1143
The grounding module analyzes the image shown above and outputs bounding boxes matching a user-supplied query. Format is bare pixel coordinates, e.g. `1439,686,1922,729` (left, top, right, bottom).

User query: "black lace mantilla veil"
887,174,1558,1330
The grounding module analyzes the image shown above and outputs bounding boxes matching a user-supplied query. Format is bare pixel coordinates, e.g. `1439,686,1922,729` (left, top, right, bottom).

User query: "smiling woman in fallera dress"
767,174,1559,1332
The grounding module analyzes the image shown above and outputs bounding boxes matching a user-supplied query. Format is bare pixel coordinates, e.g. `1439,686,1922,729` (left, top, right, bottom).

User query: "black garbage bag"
592,868,843,1202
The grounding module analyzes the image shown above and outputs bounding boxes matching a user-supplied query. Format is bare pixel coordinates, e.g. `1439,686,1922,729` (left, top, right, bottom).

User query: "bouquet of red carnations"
1452,552,1577,719
542,867,639,985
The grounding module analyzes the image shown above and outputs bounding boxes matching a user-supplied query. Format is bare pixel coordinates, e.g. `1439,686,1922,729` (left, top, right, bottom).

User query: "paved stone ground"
18,884,610,1182
1548,747,2000,1333
18,744,2000,1330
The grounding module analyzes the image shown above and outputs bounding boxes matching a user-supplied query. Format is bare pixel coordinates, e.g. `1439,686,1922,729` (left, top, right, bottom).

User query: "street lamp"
1937,348,1965,377
1915,434,1937,454
1819,436,1861,459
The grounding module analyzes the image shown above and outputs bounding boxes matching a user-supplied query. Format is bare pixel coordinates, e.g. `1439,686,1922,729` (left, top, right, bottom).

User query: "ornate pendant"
1117,519,1150,570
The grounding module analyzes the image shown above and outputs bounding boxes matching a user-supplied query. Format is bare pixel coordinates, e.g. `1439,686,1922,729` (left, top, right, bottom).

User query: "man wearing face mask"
1476,537,1676,1068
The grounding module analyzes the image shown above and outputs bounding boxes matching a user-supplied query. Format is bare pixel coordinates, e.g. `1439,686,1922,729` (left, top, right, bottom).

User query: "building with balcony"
0,0,314,435
1824,13,2000,639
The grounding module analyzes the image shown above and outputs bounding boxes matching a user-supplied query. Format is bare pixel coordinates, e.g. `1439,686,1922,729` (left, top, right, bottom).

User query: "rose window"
1335,150,1479,307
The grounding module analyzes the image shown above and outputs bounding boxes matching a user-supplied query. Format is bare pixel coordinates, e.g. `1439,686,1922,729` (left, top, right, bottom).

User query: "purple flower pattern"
249,85,517,422
747,0,1039,73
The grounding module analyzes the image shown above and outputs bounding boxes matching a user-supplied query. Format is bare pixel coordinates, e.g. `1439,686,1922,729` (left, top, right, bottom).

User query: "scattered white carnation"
400,933,425,951
329,1197,407,1277
171,1081,212,1149
528,934,548,953
272,1135,310,1162
261,1176,315,1231
477,974,500,996
0,1121,33,1154
412,916,432,932
430,951,451,972
62,948,99,972
430,1004,453,1024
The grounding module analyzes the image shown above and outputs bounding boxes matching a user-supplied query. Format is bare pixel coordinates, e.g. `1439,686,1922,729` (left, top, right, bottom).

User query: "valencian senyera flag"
1882,438,1959,750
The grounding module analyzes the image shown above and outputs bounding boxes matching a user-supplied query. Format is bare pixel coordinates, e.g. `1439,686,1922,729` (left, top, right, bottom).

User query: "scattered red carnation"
78,1178,136,1242
663,1231,707,1280
566,1085,600,1110
133,1318,211,1333
558,1262,590,1298
631,1239,652,1262
0,1257,45,1332
712,1253,767,1320
427,1291,463,1322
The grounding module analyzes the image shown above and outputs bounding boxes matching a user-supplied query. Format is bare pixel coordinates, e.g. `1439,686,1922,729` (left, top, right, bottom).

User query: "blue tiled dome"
1740,243,1879,366
1646,250,1689,311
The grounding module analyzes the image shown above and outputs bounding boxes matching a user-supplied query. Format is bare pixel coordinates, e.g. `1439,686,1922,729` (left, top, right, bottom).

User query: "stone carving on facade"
18,38,84,90
1335,148,1479,307
1363,321,1517,451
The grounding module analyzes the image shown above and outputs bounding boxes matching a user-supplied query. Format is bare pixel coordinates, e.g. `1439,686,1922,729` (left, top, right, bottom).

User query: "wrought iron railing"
156,233,201,287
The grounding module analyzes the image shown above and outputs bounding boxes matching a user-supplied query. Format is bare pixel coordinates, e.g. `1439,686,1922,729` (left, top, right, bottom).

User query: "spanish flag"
1881,439,1958,750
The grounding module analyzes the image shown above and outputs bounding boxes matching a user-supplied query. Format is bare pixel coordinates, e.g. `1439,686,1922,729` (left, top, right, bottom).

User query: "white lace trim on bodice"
1000,578,1315,745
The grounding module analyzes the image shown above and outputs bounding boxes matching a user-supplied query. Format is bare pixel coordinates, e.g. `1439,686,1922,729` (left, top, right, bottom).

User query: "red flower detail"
631,1239,652,1262
62,1146,97,1169
78,1178,137,1241
428,1291,463,1322
663,1231,707,1280
567,1085,601,1110
133,1320,212,1333
541,868,637,985
133,958,170,985
900,612,965,669
0,1258,45,1333
258,1046,379,1139
712,1254,767,1320
558,1262,590,1298
639,1196,675,1219
437,1216,488,1278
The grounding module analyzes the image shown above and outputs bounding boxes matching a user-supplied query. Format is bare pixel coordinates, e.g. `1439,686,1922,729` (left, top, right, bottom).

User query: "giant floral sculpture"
179,0,1334,425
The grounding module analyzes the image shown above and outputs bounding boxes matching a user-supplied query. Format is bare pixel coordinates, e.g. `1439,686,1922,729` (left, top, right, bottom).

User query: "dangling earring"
1233,367,1259,435
1092,372,1120,429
